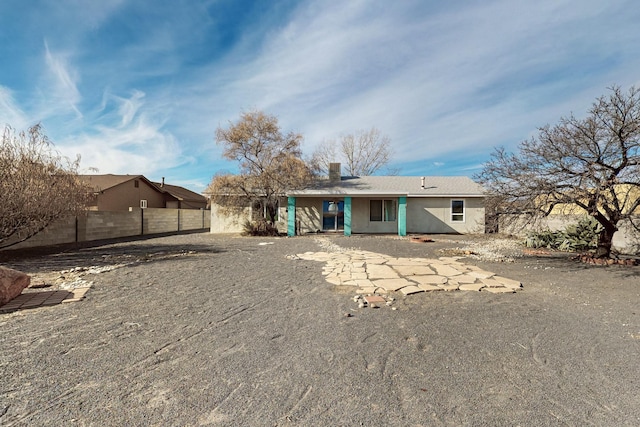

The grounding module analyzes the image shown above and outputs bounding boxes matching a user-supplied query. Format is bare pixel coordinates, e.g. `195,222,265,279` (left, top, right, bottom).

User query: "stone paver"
0,287,91,313
371,278,414,292
399,285,424,295
417,284,442,292
459,283,486,292
294,239,523,297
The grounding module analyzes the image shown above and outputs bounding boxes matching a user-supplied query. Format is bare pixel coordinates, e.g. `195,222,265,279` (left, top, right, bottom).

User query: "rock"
0,267,31,306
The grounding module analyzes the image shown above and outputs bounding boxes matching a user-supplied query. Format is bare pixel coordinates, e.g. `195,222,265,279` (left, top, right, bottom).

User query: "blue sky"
1,0,639,193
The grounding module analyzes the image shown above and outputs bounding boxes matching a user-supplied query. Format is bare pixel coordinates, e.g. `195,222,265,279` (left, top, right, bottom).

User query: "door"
322,200,344,231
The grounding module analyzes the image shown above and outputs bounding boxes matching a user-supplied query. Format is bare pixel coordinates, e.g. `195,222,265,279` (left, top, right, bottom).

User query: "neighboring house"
80,175,207,211
209,164,486,236
152,179,209,210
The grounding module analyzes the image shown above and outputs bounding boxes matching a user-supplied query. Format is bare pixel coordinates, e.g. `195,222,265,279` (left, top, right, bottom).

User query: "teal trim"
287,197,296,236
344,197,352,236
398,196,407,236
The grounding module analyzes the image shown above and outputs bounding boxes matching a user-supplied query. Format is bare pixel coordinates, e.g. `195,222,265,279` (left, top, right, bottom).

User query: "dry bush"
0,124,89,249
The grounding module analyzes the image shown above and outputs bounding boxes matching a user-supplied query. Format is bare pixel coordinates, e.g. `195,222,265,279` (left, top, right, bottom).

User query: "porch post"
287,196,296,236
398,196,407,236
344,197,352,236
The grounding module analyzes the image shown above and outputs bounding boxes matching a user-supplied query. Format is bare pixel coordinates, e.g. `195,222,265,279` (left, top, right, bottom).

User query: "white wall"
406,197,485,234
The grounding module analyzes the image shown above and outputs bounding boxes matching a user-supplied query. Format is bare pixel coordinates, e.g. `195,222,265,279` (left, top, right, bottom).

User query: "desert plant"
524,216,603,252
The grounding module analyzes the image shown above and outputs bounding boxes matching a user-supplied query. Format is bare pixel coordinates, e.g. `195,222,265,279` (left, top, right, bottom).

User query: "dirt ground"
1,232,639,426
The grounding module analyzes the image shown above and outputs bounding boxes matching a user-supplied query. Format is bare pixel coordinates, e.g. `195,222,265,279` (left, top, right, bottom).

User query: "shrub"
241,219,280,236
524,216,603,252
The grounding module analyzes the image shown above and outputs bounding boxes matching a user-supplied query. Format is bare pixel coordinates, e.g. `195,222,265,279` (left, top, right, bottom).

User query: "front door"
322,200,344,231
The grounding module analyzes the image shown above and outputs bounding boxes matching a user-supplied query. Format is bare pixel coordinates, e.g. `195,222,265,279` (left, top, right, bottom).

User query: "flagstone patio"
293,247,522,295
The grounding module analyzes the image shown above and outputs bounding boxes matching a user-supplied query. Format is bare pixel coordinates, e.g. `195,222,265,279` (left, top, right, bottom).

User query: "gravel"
1,232,639,426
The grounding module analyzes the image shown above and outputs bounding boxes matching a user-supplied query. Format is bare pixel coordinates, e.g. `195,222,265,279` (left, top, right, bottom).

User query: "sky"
1,0,640,193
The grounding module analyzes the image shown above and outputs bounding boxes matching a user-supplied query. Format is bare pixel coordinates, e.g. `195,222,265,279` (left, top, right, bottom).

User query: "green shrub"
524,216,603,252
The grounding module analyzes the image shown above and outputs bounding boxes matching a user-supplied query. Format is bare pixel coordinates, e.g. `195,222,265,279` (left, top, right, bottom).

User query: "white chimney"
420,176,425,189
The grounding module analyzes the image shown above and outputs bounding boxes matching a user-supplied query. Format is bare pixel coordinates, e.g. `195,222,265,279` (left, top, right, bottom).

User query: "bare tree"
0,124,89,249
477,86,640,258
311,127,394,176
207,110,313,234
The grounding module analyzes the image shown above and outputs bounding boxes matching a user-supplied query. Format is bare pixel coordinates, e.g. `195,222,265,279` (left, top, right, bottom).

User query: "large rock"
0,267,31,306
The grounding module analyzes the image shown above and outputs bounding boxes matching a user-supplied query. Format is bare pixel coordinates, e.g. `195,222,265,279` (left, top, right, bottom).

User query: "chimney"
420,176,425,189
161,177,165,187
329,163,341,183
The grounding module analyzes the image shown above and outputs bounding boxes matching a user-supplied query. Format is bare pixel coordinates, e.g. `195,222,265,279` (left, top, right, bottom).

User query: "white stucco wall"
294,197,323,233
406,197,485,234
350,197,398,234
290,196,485,235
210,204,250,233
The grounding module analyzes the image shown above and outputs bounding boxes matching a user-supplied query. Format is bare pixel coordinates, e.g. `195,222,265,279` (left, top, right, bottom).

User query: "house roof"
79,174,153,192
152,182,206,203
79,175,206,203
287,176,485,198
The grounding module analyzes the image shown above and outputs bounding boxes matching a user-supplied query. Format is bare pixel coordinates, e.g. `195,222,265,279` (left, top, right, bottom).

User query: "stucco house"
210,164,486,236
80,175,207,211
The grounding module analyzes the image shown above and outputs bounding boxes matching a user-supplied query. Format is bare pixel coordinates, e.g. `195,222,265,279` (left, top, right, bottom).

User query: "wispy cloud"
2,0,640,189
0,87,28,129
42,40,82,120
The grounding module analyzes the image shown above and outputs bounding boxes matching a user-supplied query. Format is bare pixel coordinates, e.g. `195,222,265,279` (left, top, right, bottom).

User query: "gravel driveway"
1,232,639,426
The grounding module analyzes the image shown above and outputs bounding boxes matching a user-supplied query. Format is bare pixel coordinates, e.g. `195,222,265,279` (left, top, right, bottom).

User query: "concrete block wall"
8,217,78,250
143,208,180,234
179,209,210,230
2,209,211,251
83,211,142,241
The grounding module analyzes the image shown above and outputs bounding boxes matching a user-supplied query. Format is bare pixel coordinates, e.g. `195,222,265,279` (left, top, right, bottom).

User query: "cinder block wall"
83,211,142,240
180,209,209,230
144,208,180,234
3,209,210,251
7,217,78,249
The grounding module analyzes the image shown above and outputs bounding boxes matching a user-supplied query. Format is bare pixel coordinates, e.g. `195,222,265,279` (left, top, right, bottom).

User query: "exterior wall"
210,199,287,234
210,204,251,233
4,209,210,250
406,197,485,234
97,180,165,211
290,196,485,235
294,197,323,233
351,197,398,234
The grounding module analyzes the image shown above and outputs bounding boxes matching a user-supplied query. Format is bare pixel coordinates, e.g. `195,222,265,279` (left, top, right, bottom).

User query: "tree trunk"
595,225,616,258
266,205,277,227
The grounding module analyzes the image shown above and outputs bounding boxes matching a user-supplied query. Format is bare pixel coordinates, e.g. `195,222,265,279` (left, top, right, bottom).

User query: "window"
140,199,148,209
252,199,279,222
370,199,396,222
134,180,139,188
451,199,464,222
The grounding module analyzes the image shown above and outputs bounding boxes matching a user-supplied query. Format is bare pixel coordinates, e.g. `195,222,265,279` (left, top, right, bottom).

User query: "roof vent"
421,176,425,189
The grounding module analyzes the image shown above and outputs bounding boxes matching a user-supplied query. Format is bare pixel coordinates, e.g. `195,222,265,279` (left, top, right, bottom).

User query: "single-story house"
210,164,486,236
80,175,207,211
